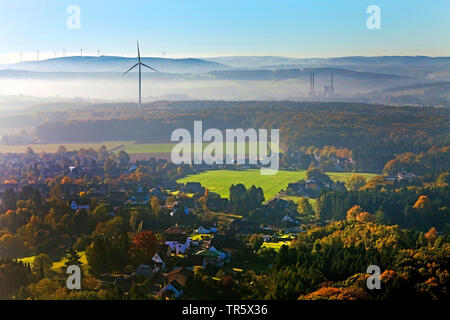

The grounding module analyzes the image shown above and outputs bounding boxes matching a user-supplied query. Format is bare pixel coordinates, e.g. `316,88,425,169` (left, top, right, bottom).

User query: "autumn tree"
424,227,438,245
151,197,160,215
356,211,374,223
346,205,363,221
130,231,159,265
413,195,432,212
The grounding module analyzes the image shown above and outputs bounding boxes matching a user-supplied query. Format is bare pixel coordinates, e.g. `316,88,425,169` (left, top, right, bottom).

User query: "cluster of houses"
97,220,240,299
288,151,356,172
385,171,417,182
0,151,339,299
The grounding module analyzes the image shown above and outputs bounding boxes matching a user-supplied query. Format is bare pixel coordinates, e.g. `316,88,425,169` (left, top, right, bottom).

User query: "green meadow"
116,141,276,155
177,169,377,199
261,241,292,251
17,251,88,273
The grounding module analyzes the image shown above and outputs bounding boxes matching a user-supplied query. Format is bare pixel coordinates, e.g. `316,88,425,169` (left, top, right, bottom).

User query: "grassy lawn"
281,196,317,208
261,241,292,251
51,251,88,273
177,169,377,199
190,234,214,241
325,172,377,183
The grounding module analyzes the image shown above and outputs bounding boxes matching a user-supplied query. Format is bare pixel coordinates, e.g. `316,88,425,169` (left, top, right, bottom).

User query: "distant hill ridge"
1,55,231,74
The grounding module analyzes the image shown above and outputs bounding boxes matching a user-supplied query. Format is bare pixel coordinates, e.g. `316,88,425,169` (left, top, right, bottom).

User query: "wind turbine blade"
137,41,141,62
140,62,159,72
121,63,139,77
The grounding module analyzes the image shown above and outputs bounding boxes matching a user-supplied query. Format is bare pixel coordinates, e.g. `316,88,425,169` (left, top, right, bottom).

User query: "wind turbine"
121,41,158,108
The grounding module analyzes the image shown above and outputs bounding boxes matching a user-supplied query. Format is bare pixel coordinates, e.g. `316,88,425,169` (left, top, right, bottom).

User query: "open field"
117,143,175,154
325,172,377,183
0,140,277,161
17,251,88,273
116,141,276,155
177,170,378,199
261,241,292,251
0,141,132,154
281,196,317,210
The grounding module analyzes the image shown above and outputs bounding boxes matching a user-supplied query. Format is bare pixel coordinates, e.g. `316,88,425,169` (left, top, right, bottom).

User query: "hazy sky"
0,0,449,63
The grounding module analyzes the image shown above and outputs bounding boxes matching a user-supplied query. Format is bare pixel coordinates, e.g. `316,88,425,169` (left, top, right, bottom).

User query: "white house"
152,252,166,271
165,235,190,254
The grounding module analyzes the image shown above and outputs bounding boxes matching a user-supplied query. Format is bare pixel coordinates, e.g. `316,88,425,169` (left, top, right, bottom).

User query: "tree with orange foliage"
61,176,72,184
413,195,432,212
346,205,363,221
356,211,374,223
425,227,438,245
130,231,159,264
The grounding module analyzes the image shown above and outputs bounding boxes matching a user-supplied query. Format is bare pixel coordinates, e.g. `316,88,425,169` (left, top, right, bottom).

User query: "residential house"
164,232,191,254
165,267,193,287
397,171,416,182
151,244,171,271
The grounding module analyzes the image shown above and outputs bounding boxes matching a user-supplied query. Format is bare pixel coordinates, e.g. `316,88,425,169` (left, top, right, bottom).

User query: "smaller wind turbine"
122,41,158,108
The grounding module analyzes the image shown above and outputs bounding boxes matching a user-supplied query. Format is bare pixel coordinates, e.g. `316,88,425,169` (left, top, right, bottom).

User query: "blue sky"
0,0,448,62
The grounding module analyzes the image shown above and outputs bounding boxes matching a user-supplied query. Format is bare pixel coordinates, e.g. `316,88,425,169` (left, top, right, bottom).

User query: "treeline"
190,220,450,300
383,146,450,175
229,184,265,216
262,221,450,300
32,101,450,172
316,187,450,232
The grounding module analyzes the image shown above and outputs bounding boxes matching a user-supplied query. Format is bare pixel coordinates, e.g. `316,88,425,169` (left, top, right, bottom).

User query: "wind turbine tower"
122,41,159,108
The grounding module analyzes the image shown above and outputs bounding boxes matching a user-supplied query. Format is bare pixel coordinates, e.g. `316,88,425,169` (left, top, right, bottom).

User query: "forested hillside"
29,101,450,172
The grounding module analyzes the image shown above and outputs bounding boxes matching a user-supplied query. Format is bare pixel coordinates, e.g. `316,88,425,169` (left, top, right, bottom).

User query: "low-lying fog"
0,76,394,103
